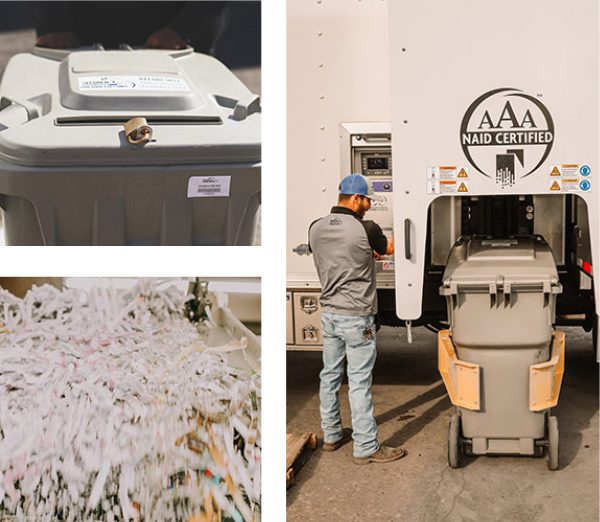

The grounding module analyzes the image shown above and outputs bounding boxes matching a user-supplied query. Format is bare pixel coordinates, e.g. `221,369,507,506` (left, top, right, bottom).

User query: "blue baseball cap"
339,173,374,199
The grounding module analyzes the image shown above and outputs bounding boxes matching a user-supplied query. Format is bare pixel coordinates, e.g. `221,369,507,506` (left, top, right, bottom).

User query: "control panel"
345,126,395,285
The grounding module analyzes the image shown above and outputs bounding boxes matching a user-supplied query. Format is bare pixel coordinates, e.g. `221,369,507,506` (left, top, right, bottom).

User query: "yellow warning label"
457,182,468,193
550,166,561,176
550,180,561,191
457,168,468,178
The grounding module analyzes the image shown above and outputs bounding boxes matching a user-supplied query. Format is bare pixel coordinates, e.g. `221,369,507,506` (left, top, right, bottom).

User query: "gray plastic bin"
0,47,261,245
439,236,564,469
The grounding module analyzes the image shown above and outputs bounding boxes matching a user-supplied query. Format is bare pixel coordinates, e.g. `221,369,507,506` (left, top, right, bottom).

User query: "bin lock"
123,117,153,145
438,330,480,410
529,330,565,411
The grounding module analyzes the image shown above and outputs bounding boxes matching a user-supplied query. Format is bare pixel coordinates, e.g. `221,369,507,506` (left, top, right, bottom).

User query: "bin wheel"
546,416,559,471
448,414,462,468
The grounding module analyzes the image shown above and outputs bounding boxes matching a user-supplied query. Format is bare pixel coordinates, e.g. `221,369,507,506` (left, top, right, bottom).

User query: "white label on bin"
187,176,231,198
78,75,190,91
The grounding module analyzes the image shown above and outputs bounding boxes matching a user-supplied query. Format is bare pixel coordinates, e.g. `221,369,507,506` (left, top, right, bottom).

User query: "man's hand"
36,32,81,49
144,27,187,50
385,236,394,256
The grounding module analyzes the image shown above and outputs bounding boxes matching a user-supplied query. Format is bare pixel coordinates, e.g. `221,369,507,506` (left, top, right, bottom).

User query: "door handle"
404,218,412,260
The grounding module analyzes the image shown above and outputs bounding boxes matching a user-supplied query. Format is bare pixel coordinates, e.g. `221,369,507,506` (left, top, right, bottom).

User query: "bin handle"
404,218,412,259
0,96,40,121
232,94,261,121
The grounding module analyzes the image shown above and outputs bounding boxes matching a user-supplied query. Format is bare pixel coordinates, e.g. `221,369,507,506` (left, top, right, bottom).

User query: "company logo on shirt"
329,217,342,226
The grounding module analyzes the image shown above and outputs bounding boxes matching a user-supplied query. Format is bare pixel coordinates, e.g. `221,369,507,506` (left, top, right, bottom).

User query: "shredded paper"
0,281,261,521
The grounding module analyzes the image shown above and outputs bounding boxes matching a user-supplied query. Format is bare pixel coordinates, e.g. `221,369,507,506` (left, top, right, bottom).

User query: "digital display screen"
367,157,388,170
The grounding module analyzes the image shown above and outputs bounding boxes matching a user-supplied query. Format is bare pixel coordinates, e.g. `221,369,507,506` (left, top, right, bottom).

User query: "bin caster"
448,414,463,468
546,415,559,470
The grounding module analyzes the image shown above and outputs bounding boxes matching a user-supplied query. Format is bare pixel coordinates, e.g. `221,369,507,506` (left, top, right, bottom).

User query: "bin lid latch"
123,117,153,145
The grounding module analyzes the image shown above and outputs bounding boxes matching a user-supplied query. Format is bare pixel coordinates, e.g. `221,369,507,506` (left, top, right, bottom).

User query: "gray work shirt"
309,206,388,316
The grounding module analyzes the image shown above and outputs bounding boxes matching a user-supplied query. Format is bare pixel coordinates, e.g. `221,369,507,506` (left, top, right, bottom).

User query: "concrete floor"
287,326,599,521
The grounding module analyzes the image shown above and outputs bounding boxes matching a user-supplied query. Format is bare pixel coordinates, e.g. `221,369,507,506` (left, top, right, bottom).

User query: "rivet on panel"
318,62,324,68
317,31,323,36
319,95,325,100
320,125,325,130
320,157,326,162
403,120,408,124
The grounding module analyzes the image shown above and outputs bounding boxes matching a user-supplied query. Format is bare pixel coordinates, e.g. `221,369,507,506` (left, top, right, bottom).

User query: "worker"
31,1,229,52
308,173,406,465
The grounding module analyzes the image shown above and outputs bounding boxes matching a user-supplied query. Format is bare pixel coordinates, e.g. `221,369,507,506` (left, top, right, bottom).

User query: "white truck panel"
287,0,390,286
390,0,599,319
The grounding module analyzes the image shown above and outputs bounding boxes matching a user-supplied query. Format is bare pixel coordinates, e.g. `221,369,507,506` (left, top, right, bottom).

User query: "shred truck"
287,0,598,468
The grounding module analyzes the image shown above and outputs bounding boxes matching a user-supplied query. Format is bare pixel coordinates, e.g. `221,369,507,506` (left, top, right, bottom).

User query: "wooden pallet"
286,432,317,489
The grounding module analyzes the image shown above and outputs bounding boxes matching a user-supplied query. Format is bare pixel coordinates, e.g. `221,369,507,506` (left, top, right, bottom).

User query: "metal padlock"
123,117,153,145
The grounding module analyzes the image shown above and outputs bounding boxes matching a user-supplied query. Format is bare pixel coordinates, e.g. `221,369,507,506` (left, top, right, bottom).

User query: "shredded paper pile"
0,281,260,521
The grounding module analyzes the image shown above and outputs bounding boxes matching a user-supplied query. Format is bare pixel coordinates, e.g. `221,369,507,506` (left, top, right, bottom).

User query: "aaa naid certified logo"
460,88,554,188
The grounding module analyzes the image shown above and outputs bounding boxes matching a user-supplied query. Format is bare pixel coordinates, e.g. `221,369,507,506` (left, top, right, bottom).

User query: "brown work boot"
322,428,352,452
353,445,407,465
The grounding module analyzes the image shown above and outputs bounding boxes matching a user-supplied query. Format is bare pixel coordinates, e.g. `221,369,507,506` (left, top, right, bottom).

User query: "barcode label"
187,176,231,198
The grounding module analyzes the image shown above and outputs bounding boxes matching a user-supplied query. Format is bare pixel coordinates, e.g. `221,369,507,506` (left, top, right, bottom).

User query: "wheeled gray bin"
438,236,565,469
0,47,260,245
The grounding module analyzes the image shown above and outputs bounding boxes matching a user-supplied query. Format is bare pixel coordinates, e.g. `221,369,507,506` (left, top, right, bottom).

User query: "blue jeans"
320,312,379,457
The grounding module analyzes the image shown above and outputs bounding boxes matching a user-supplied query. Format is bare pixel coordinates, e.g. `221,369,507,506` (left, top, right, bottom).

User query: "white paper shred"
0,281,261,521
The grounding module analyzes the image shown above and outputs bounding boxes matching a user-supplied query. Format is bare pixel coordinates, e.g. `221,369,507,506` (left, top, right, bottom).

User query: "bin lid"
0,48,260,167
441,236,561,294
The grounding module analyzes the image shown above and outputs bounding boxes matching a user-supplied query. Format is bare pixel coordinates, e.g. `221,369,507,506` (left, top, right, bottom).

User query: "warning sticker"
426,166,470,194
561,164,579,178
382,261,394,271
187,176,231,198
439,180,457,194
561,178,580,193
439,166,457,179
78,75,191,91
549,180,561,191
547,163,592,193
